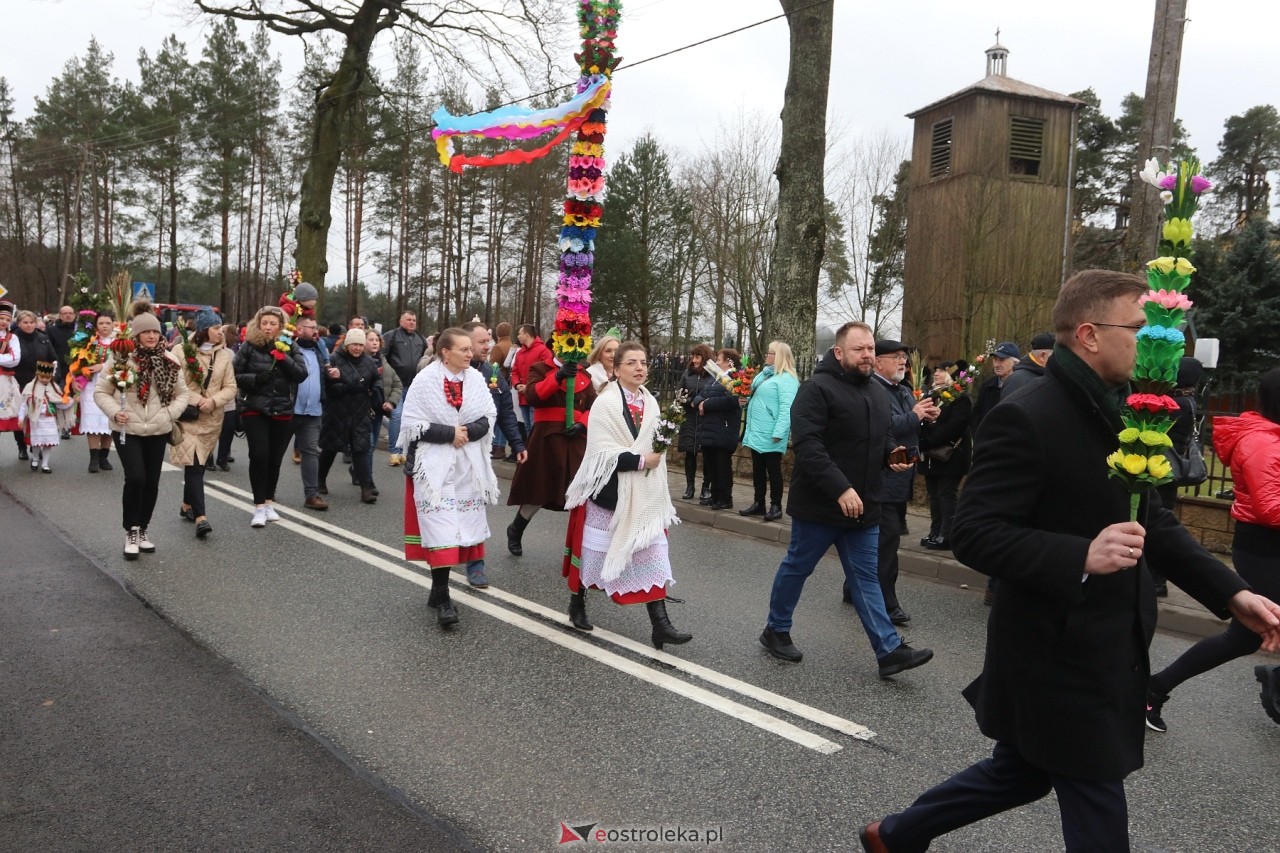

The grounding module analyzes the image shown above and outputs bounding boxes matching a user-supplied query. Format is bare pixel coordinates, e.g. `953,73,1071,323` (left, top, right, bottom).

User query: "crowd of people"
2,268,1279,850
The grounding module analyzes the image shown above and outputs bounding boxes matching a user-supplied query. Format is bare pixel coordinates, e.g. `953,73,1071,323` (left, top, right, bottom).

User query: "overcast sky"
5,0,1278,324
8,0,1279,161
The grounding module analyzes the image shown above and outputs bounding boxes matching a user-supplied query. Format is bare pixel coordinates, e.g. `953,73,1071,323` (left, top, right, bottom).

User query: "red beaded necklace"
443,376,464,409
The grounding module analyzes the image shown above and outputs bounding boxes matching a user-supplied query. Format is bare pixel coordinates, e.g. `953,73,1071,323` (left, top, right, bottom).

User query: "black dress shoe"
699,495,714,506
739,502,765,517
699,485,711,502
920,536,936,547
710,501,733,510
763,504,783,522
889,607,911,626
681,485,695,500
925,537,951,551
178,506,196,523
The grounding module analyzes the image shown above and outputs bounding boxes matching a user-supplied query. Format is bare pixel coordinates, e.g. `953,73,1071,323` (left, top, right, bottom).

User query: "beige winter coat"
169,343,237,466
93,349,190,437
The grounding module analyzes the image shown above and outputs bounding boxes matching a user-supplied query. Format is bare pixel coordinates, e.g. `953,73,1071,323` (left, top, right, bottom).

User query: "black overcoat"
676,369,710,453
691,378,741,451
952,355,1248,782
319,349,382,452
785,349,895,528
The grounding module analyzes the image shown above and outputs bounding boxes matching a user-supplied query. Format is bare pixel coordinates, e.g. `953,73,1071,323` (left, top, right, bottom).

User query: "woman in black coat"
233,306,308,526
11,310,57,460
318,328,383,504
692,348,743,510
676,343,714,500
918,362,973,550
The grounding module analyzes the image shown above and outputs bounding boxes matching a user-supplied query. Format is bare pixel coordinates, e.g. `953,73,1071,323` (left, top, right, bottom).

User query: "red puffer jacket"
1213,411,1280,528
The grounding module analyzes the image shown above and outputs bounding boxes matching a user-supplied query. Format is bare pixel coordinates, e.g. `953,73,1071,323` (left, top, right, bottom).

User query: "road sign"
0,283,8,300
132,282,156,302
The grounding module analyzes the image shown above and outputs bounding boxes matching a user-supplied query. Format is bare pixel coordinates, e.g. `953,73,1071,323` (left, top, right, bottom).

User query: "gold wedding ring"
1127,546,1134,558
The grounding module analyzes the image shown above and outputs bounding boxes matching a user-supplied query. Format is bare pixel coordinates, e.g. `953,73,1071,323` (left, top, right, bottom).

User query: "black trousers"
705,447,735,505
242,414,294,504
1151,538,1278,696
750,449,783,507
877,502,904,612
925,474,963,540
216,409,237,464
878,740,1130,852
113,432,167,532
183,462,207,518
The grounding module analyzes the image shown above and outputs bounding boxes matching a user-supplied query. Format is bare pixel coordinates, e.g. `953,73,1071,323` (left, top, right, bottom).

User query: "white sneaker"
251,507,268,528
123,527,140,560
137,529,156,553
263,504,281,522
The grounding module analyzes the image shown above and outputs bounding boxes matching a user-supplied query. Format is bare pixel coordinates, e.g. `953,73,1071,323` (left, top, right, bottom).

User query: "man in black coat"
759,321,933,677
46,305,77,378
462,321,525,588
970,340,1020,433
868,339,939,625
861,270,1280,853
1000,331,1054,398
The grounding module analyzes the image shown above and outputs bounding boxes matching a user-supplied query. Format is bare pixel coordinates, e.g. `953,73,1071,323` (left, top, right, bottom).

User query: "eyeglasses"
877,353,908,361
1091,322,1147,334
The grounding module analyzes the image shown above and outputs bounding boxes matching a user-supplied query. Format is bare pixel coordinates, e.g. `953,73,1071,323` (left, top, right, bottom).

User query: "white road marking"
206,479,876,744
203,485,842,753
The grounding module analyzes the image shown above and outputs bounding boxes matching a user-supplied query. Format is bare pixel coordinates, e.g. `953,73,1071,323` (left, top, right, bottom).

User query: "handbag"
1167,417,1208,486
924,437,962,463
168,421,184,446
179,351,217,422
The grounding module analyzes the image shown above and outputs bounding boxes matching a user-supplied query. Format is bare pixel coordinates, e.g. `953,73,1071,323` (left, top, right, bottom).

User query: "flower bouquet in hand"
929,364,977,407
1107,157,1211,518
649,389,688,475
729,365,757,400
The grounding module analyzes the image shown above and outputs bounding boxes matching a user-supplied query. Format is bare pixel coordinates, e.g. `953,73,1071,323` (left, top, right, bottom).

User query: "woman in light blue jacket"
738,341,799,521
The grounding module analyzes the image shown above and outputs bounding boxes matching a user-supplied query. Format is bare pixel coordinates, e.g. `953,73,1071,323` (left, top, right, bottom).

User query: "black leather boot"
568,589,593,631
739,501,765,517
646,599,692,650
507,512,530,556
98,448,113,471
764,504,783,522
698,483,713,505
428,568,458,626
682,475,695,500
88,447,99,473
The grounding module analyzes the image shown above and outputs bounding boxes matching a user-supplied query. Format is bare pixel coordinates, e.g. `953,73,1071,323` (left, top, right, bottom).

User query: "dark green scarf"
1049,344,1126,431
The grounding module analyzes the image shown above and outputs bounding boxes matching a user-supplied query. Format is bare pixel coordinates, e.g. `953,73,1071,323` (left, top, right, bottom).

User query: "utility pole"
1124,0,1188,270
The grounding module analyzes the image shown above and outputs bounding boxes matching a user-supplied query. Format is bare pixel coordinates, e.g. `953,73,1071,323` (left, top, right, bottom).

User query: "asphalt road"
2,440,1278,852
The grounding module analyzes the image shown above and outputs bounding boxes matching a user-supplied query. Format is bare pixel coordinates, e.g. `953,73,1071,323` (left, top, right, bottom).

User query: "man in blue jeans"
759,321,933,678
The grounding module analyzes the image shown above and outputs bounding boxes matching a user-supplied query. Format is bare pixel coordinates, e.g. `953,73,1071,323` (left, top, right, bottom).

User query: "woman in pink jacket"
1146,366,1280,731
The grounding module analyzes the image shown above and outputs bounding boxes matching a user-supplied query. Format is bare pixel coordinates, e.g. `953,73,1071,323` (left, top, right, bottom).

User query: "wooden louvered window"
1009,116,1044,177
929,118,953,180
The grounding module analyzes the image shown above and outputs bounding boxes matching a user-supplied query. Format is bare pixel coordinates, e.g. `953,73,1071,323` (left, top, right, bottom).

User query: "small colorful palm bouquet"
729,365,758,400
649,389,688,475
176,322,204,385
930,363,977,407
1107,157,1211,519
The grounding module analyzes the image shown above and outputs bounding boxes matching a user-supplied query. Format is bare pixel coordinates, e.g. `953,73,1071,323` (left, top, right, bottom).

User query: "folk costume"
19,363,76,471
504,359,596,556
400,359,497,626
0,301,22,432
564,381,691,650
74,332,115,436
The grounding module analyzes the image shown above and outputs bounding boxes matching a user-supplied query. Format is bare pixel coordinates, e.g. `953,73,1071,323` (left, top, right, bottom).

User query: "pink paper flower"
1190,175,1213,194
1159,174,1177,190
1139,289,1193,310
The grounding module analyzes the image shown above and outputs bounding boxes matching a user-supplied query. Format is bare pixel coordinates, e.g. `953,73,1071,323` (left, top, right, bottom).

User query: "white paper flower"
1139,157,1171,189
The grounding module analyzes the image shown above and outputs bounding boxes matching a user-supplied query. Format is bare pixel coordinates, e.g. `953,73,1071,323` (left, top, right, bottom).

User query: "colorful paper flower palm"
1107,157,1212,514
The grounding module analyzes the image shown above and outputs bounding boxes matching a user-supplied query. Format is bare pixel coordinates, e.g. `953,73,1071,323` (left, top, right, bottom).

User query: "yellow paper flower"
1162,218,1193,245
1173,257,1196,276
1139,430,1173,448
1122,454,1148,475
1147,455,1172,479
1118,428,1140,444
1107,450,1126,471
1146,257,1176,274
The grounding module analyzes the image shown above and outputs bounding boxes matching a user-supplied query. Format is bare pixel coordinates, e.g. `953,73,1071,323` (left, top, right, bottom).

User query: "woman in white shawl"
399,327,498,627
564,341,692,650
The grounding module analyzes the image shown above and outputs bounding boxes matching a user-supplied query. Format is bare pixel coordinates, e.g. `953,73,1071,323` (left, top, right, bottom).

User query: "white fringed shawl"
565,382,679,582
400,359,499,511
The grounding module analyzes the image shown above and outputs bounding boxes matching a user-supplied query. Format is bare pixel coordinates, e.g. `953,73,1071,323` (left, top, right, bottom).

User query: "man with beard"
461,321,526,587
759,321,934,677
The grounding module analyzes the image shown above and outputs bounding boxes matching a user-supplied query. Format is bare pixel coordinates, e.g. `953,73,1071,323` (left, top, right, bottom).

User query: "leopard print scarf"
134,345,180,407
